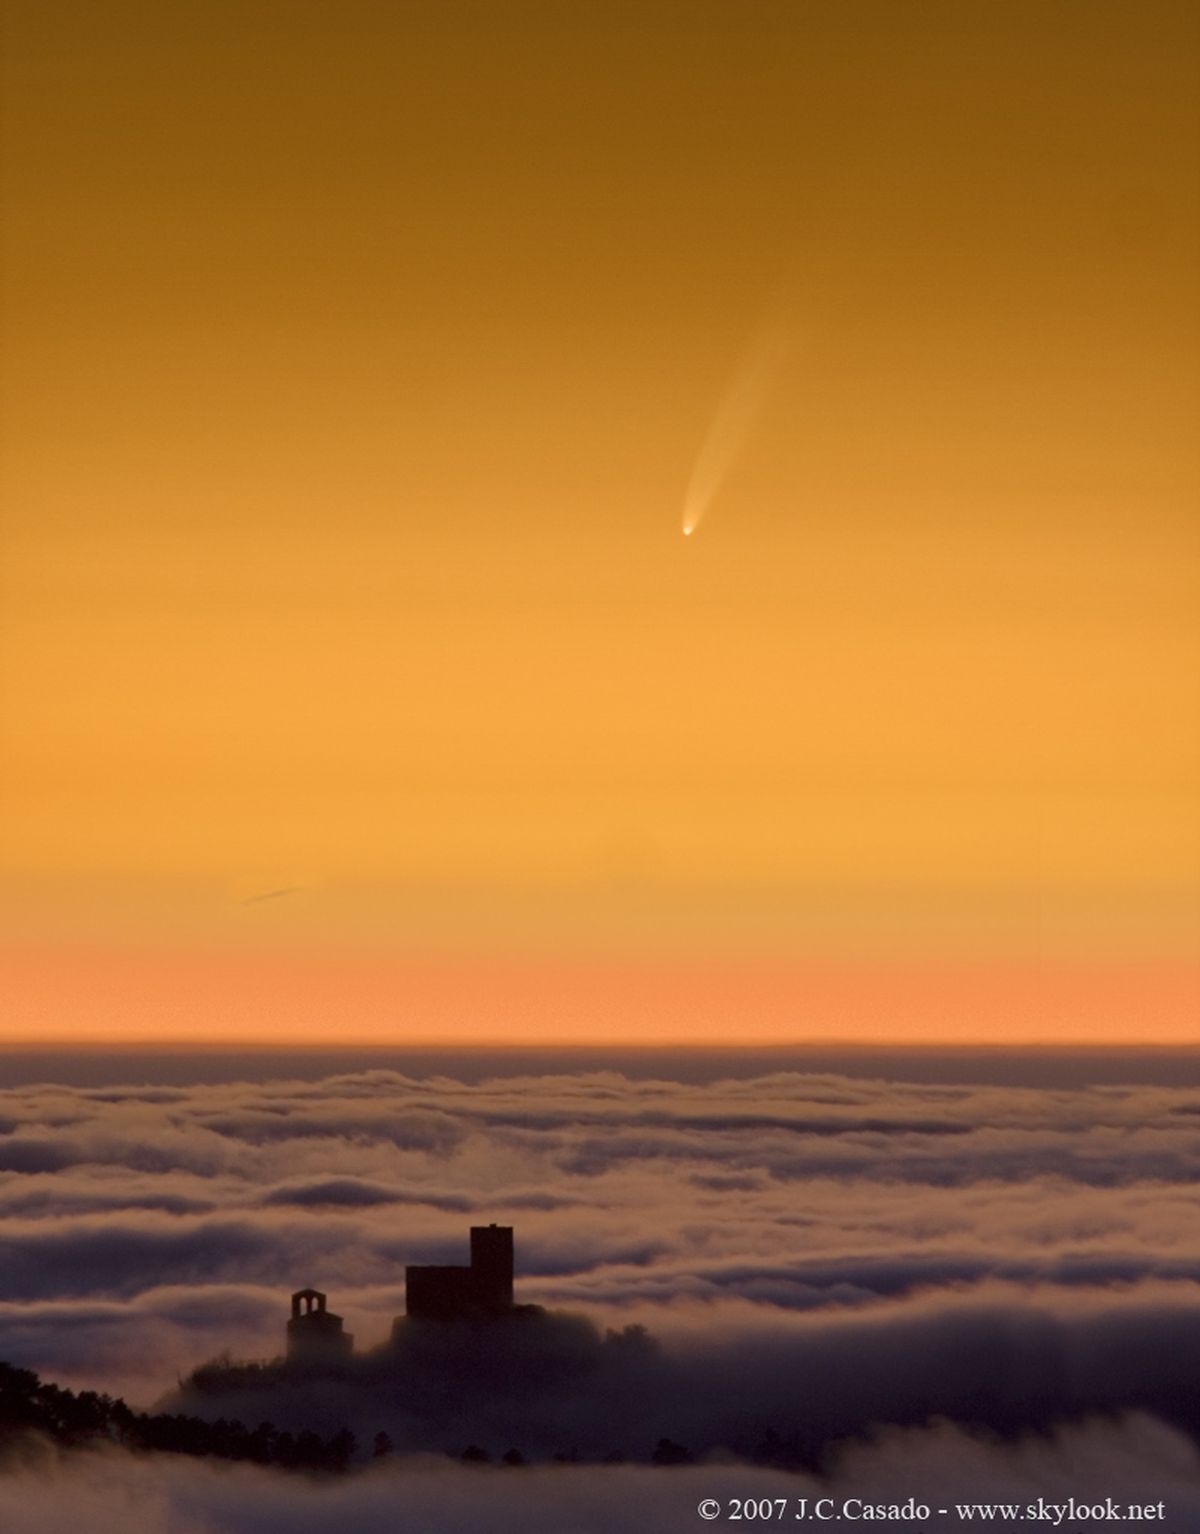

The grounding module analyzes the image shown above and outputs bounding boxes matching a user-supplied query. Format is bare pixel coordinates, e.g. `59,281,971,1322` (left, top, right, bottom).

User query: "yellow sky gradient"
2,0,1197,1042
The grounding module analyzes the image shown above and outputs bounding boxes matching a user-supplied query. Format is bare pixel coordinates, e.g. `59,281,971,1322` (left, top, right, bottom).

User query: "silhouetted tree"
292,1429,325,1470
752,1426,786,1465
652,1436,694,1465
247,1421,278,1464
325,1428,356,1471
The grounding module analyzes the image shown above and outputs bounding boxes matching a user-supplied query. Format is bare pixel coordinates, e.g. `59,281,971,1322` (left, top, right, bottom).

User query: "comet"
681,308,792,538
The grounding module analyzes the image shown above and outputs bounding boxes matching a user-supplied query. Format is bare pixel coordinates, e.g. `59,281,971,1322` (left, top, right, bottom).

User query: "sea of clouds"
2,1063,1199,1528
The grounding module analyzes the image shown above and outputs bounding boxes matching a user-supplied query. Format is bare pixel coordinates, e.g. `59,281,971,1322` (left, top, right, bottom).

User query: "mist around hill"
3,1060,1200,1526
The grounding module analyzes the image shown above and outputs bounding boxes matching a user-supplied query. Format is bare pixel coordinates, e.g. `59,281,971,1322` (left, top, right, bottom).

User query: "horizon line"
0,1038,1196,1054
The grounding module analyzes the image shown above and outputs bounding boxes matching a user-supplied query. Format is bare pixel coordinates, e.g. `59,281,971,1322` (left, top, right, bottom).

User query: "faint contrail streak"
681,309,793,538
241,886,302,905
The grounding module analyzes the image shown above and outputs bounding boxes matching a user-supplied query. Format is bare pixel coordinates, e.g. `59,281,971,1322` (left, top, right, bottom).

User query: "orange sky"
2,0,1197,1043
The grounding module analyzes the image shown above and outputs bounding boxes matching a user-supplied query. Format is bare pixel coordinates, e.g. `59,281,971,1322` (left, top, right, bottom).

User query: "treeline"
0,1362,355,1472
444,1432,821,1472
449,1437,699,1468
1,1359,832,1474
0,1362,727,1474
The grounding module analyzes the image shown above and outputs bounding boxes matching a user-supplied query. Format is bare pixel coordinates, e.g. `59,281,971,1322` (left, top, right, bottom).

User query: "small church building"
286,1287,353,1365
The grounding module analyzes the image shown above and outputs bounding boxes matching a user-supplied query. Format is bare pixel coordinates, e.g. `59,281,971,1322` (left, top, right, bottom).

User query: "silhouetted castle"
286,1288,353,1365
285,1225,517,1362
406,1224,514,1321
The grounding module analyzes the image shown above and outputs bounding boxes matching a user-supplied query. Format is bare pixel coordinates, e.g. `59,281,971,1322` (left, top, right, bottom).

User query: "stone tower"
404,1224,516,1321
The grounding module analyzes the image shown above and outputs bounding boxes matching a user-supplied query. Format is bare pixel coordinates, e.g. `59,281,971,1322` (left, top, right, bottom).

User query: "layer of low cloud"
2,1415,1199,1534
0,1062,1198,1529
0,1067,1198,1404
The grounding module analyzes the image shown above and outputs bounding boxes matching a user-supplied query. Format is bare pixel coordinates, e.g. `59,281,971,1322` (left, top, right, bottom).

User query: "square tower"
470,1223,514,1311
